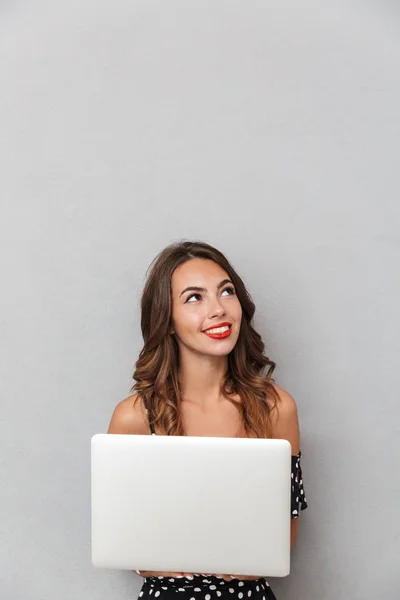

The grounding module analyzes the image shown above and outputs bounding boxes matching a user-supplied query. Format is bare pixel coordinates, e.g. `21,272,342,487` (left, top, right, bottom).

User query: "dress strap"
142,393,156,435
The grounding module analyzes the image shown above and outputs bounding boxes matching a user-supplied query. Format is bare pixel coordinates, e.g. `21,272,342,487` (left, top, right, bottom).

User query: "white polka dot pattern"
139,575,277,600
291,452,308,519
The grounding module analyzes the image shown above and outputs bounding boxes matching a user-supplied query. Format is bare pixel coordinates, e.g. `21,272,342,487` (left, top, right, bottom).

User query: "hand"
133,571,197,578
133,571,262,581
215,574,263,581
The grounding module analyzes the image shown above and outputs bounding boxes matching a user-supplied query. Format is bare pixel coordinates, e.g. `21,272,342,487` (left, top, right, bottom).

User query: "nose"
208,297,226,319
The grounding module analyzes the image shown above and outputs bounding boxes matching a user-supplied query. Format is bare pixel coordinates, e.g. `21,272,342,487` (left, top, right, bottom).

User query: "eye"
186,293,201,303
185,286,235,303
222,286,235,296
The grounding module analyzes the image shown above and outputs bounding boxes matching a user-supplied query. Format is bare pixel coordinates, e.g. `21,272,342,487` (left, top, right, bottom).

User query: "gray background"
1,1,399,599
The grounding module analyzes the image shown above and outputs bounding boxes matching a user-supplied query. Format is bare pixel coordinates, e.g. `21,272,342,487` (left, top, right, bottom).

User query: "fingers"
132,571,259,581
133,571,185,577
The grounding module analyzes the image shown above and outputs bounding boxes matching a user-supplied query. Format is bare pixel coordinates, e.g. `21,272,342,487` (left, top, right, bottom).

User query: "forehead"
171,258,229,290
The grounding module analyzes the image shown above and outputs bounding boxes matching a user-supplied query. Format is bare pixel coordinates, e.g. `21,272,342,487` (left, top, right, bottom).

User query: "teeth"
205,325,230,334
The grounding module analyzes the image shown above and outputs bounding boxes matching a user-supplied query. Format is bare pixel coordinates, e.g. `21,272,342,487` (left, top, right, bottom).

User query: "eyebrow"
179,279,233,298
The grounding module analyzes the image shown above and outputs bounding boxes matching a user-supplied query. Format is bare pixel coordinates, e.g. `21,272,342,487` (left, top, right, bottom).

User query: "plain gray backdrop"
1,1,399,599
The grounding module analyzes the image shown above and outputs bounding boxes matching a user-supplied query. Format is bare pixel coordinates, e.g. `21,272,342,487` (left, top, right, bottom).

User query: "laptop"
91,433,292,577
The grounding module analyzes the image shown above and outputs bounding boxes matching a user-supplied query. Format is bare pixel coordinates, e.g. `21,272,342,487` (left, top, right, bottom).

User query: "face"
170,258,242,357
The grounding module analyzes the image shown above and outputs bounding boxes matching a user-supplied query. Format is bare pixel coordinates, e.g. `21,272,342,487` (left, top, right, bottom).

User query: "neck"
177,348,229,408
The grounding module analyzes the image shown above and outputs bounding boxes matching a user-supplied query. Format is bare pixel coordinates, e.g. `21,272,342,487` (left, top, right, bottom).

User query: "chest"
180,399,246,438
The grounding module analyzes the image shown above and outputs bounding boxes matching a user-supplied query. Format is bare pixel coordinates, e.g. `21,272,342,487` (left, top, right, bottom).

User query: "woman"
107,240,308,600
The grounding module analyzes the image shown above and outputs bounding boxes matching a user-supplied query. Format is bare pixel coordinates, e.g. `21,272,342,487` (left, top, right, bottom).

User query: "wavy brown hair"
130,240,280,437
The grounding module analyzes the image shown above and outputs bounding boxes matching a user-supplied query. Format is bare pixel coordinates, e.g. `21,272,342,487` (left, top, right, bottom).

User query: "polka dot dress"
139,575,278,600
291,452,308,519
138,402,308,600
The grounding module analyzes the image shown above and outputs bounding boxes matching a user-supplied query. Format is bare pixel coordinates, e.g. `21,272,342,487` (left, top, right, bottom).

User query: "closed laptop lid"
91,434,291,577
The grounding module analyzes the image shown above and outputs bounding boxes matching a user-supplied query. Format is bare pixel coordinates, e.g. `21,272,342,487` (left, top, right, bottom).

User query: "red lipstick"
203,322,232,340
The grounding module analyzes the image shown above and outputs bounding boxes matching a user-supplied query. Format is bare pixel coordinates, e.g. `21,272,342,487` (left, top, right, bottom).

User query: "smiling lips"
203,322,232,340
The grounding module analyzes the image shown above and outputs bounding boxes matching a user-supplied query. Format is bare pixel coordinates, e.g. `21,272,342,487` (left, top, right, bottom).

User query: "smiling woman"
107,240,308,600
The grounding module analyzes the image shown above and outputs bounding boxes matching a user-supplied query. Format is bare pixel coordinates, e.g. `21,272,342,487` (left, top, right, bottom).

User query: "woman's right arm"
107,396,195,578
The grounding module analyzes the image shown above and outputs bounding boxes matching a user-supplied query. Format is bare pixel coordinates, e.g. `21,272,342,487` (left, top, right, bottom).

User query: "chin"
204,341,238,356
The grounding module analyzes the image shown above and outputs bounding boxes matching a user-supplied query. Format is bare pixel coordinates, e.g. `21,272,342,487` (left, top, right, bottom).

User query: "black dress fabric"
137,399,308,600
139,574,278,600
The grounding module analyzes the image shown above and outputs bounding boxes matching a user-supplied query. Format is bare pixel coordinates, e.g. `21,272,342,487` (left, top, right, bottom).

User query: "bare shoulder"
269,383,298,414
268,383,300,454
107,393,150,435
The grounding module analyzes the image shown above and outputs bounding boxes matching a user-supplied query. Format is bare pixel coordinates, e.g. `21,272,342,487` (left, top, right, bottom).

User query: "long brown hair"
130,240,280,437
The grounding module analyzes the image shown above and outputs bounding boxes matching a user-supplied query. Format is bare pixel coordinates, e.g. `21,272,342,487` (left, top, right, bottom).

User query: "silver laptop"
91,434,292,577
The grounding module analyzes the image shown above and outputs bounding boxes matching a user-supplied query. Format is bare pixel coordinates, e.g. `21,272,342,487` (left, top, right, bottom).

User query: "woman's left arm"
269,384,302,548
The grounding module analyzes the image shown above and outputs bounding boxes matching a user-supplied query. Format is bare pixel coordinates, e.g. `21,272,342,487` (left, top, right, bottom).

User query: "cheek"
174,307,203,334
233,299,243,322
